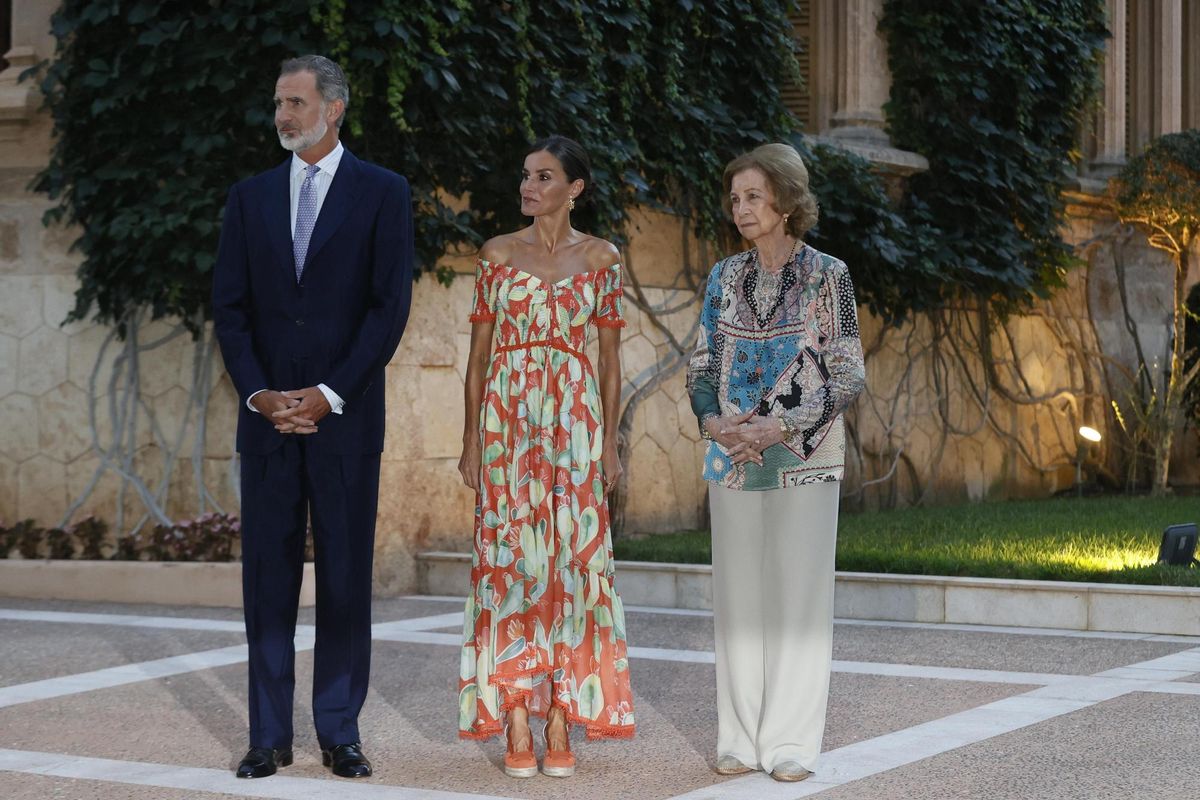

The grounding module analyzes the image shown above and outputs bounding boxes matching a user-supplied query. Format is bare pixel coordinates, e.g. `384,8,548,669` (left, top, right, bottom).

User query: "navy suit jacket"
211,149,414,455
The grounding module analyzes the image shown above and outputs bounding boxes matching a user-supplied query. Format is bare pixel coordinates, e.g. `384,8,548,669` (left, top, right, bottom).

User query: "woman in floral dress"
457,135,635,778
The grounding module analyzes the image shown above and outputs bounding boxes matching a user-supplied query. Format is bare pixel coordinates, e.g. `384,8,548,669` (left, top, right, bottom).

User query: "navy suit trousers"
239,437,380,749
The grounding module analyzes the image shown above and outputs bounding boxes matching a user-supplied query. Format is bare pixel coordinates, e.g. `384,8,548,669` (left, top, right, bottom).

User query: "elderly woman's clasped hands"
703,411,786,466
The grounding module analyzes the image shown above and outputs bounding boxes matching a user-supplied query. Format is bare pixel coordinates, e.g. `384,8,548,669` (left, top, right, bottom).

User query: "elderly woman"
687,143,865,783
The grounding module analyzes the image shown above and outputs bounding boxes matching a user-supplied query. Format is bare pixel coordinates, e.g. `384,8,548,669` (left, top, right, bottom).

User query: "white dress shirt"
246,141,346,417
288,141,344,236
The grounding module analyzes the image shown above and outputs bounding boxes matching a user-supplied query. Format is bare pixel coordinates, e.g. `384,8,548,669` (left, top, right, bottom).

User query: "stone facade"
0,0,1196,595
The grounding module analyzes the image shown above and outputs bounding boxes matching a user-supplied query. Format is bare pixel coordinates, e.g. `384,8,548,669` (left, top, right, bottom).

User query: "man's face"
274,70,329,153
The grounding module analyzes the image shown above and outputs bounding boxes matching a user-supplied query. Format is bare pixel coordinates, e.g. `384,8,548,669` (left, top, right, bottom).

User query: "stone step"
416,550,1200,637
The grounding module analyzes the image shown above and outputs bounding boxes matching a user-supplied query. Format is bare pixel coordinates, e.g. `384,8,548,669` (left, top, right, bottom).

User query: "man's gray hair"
280,55,349,128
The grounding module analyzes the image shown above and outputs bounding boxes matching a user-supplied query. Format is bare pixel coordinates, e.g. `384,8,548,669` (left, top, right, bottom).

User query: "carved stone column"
0,46,38,143
1151,0,1183,136
825,0,891,147
0,0,58,153
1089,0,1126,177
1181,0,1199,130
816,0,927,184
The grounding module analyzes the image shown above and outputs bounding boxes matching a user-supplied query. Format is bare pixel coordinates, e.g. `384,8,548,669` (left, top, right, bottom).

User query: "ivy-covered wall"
3,0,1197,590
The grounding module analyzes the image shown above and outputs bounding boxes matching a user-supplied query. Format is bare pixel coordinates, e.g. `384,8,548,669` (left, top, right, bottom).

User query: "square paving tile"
0,770,247,800
0,620,244,687
833,623,1194,676
815,691,1200,800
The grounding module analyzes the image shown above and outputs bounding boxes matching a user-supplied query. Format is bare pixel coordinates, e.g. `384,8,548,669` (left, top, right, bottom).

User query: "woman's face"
520,150,582,217
729,168,786,242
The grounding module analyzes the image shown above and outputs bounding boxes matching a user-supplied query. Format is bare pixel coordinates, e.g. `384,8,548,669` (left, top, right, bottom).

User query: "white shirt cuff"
317,383,345,415
246,389,267,412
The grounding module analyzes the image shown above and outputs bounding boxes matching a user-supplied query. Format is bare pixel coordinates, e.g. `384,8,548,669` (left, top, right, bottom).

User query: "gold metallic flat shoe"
715,755,755,776
770,761,813,782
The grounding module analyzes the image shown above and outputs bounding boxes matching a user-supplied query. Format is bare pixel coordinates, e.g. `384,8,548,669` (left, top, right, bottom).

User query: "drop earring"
568,197,576,211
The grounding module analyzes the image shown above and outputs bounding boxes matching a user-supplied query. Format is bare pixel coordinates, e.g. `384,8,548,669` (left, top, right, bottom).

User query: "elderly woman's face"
729,168,786,243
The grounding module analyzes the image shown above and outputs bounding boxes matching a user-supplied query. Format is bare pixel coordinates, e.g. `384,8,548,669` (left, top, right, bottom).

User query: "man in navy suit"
212,54,413,780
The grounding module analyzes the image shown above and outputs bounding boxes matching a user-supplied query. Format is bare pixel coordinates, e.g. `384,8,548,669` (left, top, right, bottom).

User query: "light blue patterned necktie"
293,163,320,281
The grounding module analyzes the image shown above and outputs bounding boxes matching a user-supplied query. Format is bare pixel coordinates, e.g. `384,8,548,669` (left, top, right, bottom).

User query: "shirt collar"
291,140,344,179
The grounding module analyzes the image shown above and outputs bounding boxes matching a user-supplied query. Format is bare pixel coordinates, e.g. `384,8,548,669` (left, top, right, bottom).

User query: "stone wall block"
150,386,195,459
664,363,688,402
136,323,189,398
620,303,642,337
203,455,241,515
626,386,648,450
64,453,117,526
127,446,169,519
662,295,702,343
162,454,237,522
0,217,20,264
17,454,66,523
38,381,90,462
203,375,239,459
412,366,465,459
0,275,42,336
383,364,429,460
39,218,83,273
0,455,17,520
0,204,52,275
643,389,680,453
374,457,475,594
640,314,669,347
391,277,469,367
0,332,16,397
67,324,118,391
176,337,201,389
42,273,89,335
674,393,700,442
669,433,705,526
621,334,658,390
16,324,67,396
624,208,693,288
624,438,682,533
452,331,471,381
0,393,38,461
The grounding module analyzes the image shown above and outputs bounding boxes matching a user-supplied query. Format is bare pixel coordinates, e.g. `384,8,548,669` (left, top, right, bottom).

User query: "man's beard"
277,115,328,153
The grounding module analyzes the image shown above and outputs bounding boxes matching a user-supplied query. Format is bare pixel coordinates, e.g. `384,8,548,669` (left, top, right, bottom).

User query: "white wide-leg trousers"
709,480,841,773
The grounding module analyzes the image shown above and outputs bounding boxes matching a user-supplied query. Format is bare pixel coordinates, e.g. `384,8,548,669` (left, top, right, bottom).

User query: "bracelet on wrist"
699,413,719,441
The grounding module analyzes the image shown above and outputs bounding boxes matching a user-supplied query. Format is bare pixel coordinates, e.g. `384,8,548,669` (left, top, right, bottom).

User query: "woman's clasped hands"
703,410,787,466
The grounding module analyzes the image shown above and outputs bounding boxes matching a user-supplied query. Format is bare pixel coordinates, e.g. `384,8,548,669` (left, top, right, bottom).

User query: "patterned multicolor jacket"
686,245,866,490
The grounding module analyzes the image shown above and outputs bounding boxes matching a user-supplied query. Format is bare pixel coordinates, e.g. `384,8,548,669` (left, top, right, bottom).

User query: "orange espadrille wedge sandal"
503,723,538,778
541,719,576,778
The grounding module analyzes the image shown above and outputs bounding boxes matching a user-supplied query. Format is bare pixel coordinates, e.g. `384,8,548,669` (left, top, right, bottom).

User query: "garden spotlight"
1157,523,1198,567
1074,427,1101,497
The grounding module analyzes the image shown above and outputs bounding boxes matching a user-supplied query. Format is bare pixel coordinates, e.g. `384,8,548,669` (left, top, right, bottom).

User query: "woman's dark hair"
527,135,592,203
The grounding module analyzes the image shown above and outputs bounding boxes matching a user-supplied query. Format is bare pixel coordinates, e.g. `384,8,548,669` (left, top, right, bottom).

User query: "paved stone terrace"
2,595,1199,799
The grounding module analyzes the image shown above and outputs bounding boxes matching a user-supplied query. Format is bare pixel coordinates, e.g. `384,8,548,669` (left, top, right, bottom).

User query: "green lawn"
613,495,1200,587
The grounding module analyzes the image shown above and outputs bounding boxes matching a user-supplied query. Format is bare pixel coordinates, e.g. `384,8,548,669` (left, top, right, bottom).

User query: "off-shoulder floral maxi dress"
458,258,636,741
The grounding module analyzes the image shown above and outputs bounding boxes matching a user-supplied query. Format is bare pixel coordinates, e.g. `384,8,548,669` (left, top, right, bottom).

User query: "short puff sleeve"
593,264,626,328
468,259,497,323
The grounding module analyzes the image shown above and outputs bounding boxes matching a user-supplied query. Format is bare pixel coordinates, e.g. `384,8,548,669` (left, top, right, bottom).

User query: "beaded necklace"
746,238,799,328
742,240,802,402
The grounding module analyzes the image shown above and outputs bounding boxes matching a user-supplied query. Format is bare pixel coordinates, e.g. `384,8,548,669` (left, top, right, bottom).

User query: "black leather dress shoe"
322,742,372,778
235,746,293,779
